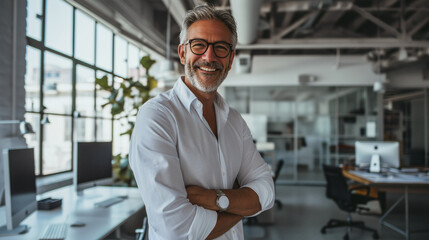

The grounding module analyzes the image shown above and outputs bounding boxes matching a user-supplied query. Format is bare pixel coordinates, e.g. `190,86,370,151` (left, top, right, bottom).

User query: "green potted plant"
96,55,158,186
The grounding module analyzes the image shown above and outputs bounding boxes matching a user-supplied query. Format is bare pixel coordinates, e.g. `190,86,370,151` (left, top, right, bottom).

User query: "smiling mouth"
199,66,217,72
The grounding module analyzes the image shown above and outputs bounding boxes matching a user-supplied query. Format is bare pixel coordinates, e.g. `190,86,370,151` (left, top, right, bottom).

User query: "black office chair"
273,159,284,209
321,164,379,240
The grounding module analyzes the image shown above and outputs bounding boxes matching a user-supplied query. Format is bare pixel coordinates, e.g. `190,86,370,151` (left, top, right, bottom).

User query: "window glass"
44,51,73,114
96,71,112,118
75,10,95,64
24,113,40,175
96,119,112,142
45,0,73,55
113,119,130,156
43,115,72,174
27,0,42,41
25,46,41,112
114,36,127,77
96,23,113,71
76,64,95,116
128,44,139,79
75,117,95,142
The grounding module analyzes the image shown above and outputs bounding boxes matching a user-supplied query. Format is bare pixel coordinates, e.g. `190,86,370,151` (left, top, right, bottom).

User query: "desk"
0,186,145,240
343,170,429,240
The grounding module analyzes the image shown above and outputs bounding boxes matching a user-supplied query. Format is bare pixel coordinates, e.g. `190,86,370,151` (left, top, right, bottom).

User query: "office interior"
1,0,429,239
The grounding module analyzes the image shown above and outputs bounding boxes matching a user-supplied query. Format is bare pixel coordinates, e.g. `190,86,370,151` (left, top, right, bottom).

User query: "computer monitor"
74,142,113,192
0,137,27,206
0,148,37,236
355,141,400,169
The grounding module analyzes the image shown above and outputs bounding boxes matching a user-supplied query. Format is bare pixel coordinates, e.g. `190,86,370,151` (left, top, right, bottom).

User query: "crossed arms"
186,185,262,239
129,104,275,239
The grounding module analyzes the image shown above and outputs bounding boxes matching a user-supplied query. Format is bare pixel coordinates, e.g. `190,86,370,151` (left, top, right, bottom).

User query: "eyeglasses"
184,39,233,58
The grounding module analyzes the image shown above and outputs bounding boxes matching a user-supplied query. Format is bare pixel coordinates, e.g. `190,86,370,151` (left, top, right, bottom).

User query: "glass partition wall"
384,89,429,168
225,86,380,184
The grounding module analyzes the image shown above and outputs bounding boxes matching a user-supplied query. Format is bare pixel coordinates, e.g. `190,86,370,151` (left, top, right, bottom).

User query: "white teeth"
200,67,216,72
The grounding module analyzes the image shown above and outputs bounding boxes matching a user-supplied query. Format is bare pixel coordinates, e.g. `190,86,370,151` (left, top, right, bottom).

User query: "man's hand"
186,185,217,211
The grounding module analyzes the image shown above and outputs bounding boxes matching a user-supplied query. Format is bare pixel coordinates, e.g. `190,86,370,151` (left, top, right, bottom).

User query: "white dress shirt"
129,77,274,240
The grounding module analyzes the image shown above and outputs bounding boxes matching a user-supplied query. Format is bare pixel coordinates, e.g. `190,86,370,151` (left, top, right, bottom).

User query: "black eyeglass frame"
184,38,233,58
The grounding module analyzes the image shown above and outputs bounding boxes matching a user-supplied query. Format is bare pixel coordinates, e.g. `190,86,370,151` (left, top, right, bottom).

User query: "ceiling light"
0,120,35,135
398,48,407,61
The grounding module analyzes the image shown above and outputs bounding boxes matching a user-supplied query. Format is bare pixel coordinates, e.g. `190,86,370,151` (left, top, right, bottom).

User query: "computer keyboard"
39,223,68,240
94,196,125,208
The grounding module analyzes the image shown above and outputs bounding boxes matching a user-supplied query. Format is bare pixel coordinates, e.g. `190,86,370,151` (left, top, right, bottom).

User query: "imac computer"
0,148,37,236
355,141,400,171
74,142,113,192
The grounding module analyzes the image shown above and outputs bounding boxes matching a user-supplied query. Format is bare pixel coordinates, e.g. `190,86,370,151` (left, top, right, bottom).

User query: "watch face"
218,195,229,209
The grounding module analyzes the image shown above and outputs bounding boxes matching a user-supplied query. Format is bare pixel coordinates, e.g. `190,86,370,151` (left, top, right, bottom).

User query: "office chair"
273,159,284,209
321,164,379,240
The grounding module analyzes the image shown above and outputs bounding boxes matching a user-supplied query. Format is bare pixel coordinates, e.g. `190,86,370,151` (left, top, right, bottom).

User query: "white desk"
0,186,145,240
344,170,429,240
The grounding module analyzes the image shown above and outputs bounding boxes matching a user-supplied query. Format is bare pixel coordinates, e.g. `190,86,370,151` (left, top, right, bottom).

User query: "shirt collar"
173,76,230,120
173,76,198,113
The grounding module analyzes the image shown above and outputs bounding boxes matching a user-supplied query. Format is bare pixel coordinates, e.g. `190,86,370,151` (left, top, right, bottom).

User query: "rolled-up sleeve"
236,118,275,216
129,103,217,240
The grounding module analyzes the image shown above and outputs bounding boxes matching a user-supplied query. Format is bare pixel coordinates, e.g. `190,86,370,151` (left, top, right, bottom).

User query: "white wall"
0,0,27,138
0,0,27,204
225,55,382,87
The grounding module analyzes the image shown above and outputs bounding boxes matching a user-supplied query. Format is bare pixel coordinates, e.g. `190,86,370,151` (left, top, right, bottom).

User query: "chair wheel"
373,232,379,239
321,227,326,234
343,233,349,240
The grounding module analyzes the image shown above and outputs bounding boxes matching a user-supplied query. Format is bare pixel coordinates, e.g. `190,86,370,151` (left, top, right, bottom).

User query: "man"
129,5,274,240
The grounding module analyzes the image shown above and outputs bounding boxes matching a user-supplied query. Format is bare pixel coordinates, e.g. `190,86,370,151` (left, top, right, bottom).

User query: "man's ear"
178,44,185,65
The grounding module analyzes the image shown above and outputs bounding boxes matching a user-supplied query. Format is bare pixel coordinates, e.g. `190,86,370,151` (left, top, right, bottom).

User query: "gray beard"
184,58,228,93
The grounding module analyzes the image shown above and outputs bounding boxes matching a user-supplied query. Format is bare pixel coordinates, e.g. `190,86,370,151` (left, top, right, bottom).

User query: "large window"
26,0,149,176
45,0,73,55
75,10,95,64
96,24,113,72
26,0,42,41
43,51,73,114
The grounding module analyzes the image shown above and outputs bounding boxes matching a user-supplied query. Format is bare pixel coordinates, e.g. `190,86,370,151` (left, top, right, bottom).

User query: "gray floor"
244,185,429,240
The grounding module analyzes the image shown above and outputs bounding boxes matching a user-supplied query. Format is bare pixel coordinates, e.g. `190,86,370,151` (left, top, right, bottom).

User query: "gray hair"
179,4,237,50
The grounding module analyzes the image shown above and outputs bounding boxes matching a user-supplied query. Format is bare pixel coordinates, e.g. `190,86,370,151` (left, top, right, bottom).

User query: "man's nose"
201,44,217,62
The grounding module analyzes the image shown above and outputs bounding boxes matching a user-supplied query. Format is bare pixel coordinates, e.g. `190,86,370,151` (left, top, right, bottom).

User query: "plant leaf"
148,76,157,91
140,55,156,70
95,75,109,89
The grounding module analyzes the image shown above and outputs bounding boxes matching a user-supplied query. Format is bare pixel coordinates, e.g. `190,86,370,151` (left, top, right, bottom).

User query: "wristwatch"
215,189,229,212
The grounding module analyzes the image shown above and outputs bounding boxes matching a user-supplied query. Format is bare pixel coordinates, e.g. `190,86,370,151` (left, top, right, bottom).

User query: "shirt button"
197,103,201,107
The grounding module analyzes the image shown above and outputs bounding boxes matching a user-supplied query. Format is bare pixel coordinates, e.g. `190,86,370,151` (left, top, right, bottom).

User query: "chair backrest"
273,159,284,183
322,164,352,211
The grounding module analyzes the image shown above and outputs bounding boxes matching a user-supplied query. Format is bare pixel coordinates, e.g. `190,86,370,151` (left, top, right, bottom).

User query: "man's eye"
192,43,206,48
215,46,228,51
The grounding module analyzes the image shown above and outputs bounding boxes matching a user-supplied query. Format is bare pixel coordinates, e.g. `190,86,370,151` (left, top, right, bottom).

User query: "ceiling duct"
230,0,264,45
